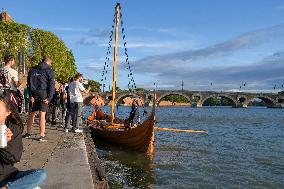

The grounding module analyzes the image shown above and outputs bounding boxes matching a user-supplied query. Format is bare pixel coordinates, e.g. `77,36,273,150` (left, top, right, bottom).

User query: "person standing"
0,55,20,91
63,79,72,132
60,83,68,125
128,99,140,127
65,73,89,133
0,55,21,109
23,56,55,142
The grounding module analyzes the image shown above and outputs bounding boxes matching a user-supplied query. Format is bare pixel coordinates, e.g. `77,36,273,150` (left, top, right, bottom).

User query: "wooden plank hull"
90,111,155,155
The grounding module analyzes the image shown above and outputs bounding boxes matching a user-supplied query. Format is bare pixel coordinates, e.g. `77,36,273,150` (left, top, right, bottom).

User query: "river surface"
84,106,284,189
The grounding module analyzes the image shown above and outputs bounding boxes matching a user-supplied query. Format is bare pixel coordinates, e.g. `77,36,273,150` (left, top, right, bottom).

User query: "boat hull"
90,111,155,155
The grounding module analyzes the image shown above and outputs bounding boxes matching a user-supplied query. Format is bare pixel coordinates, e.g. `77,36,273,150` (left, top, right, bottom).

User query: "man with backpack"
23,56,55,142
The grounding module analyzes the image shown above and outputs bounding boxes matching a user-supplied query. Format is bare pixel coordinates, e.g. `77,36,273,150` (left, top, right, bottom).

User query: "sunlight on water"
84,106,284,189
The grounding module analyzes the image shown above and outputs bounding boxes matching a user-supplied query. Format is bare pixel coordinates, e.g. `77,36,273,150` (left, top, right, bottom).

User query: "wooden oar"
154,127,208,134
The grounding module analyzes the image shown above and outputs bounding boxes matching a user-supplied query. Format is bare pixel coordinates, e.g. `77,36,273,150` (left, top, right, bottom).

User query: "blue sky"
1,0,284,92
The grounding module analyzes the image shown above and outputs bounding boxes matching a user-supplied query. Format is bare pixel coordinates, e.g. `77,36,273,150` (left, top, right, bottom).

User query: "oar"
154,127,208,134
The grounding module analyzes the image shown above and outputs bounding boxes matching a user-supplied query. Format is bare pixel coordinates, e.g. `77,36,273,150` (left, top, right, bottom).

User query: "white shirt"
2,66,19,91
68,80,85,103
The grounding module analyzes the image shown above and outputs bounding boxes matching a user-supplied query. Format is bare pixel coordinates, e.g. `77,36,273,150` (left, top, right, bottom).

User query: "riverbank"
15,113,108,189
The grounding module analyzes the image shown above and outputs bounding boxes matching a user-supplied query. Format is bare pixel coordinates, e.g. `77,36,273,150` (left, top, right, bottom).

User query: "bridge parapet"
83,90,284,108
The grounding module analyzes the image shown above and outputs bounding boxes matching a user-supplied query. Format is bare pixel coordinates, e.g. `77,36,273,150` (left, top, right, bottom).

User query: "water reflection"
92,137,155,189
86,106,284,188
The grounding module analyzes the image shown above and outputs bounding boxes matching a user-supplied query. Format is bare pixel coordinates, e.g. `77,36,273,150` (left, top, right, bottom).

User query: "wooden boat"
89,3,156,156
90,105,155,155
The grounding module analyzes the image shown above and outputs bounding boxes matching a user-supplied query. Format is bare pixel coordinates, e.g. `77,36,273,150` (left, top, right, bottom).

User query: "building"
0,11,13,22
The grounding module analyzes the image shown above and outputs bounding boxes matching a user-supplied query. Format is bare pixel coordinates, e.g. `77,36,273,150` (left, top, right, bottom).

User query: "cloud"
89,28,110,38
127,26,194,38
151,51,284,91
132,24,284,74
33,25,89,32
76,28,112,46
50,27,89,32
77,26,198,51
134,24,284,66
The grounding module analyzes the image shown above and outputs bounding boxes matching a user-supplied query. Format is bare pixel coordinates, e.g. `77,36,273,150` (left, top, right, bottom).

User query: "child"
0,95,47,189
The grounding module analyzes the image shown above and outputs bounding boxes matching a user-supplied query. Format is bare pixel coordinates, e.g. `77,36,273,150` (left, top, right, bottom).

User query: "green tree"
0,21,29,64
30,29,77,83
203,97,218,106
84,80,101,93
163,94,189,103
129,88,149,92
203,97,233,106
0,20,77,83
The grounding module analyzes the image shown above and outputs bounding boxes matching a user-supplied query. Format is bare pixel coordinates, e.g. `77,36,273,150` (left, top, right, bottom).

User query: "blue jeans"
0,169,47,189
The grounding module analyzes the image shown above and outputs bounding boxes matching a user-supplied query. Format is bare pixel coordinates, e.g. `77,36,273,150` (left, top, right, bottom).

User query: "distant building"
0,11,13,22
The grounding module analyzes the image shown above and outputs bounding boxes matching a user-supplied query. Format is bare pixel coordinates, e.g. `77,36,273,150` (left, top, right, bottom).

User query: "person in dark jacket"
23,56,55,142
128,99,140,127
48,86,61,125
0,95,47,189
63,78,73,133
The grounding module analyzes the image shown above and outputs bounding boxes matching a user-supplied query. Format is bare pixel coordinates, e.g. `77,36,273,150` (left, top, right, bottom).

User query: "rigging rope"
100,4,144,106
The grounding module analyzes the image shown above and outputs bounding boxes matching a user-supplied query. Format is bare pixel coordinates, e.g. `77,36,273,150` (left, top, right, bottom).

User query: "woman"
0,95,47,189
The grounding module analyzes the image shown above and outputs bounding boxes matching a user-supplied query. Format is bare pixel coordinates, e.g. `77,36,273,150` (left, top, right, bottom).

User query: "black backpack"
29,66,48,93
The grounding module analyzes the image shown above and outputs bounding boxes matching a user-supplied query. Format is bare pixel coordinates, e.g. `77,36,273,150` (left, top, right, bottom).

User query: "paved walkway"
15,114,107,189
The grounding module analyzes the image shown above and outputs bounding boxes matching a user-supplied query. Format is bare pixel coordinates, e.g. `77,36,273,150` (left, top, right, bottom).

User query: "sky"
1,0,284,92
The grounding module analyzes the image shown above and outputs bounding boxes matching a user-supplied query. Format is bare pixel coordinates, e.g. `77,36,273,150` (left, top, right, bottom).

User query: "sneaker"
39,136,48,142
65,129,69,133
74,129,83,133
23,133,32,139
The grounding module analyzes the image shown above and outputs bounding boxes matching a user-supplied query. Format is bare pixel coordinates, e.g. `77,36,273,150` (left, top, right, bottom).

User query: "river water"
84,106,284,189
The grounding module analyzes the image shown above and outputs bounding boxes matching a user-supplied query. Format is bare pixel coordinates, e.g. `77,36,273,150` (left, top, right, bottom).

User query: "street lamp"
154,82,158,91
182,81,184,91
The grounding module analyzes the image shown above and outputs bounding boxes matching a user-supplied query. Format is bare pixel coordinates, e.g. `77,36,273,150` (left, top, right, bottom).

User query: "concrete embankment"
15,114,108,189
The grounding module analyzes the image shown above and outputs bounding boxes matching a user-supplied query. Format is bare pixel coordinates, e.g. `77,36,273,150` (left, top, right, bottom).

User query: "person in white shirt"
1,55,20,91
65,73,89,133
0,55,22,111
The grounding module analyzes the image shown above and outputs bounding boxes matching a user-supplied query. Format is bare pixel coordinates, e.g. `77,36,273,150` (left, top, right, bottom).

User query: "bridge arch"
246,96,275,107
201,94,238,107
115,93,145,106
156,92,191,106
237,95,247,103
83,95,105,106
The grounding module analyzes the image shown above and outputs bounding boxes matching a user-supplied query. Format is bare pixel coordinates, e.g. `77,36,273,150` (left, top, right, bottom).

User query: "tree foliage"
0,21,29,63
203,97,234,106
163,94,189,103
129,88,149,92
30,28,77,82
84,80,101,93
0,21,77,83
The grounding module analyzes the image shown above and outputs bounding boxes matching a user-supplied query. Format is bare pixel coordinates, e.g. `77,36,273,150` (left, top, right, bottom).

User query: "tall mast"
111,3,120,125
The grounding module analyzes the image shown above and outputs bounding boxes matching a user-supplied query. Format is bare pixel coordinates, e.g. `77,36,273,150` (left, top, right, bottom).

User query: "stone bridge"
83,90,284,108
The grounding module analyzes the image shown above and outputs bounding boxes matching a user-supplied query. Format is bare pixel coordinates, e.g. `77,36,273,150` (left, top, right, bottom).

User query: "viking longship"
89,3,156,156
